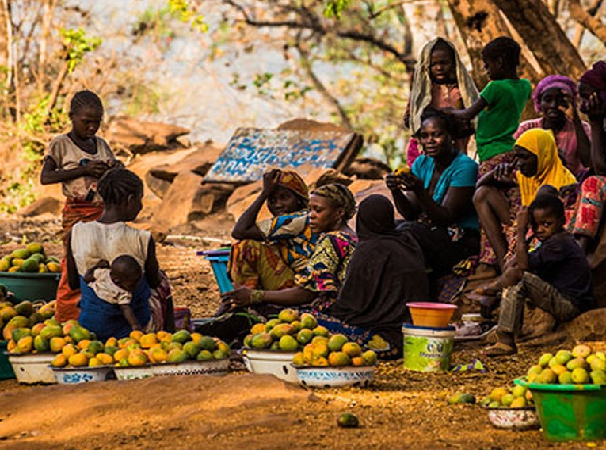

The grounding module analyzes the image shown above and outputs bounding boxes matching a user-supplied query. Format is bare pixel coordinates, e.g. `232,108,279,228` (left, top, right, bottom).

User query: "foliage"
59,28,102,73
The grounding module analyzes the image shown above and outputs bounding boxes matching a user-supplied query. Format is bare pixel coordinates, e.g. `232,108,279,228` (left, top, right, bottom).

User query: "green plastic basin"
515,378,606,441
0,341,15,380
0,272,60,302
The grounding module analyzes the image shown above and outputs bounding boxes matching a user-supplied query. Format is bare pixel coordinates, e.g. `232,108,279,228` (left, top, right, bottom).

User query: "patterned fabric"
498,272,580,335
313,311,374,346
55,199,104,323
312,184,356,221
295,230,357,295
568,176,606,239
277,170,309,205
515,129,577,207
147,270,172,332
478,153,521,266
229,239,296,291
258,211,317,272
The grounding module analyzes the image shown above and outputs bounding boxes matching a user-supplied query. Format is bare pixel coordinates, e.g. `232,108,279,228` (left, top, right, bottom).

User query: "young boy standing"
486,193,593,356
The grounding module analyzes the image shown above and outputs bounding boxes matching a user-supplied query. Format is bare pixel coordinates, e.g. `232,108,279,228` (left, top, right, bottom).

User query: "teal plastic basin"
0,272,60,302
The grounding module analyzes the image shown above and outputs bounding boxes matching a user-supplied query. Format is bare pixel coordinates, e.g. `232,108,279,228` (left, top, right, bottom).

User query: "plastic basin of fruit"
150,359,230,377
486,407,540,430
406,302,457,328
0,341,15,380
515,378,606,441
0,272,60,302
294,365,375,388
51,365,115,384
113,365,154,381
7,352,56,384
242,349,298,383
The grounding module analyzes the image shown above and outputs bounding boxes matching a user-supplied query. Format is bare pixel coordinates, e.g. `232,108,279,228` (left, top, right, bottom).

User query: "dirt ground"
0,216,604,449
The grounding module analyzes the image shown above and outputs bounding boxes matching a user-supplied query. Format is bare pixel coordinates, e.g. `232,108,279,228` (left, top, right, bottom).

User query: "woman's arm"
586,93,606,175
224,285,315,308
476,164,517,189
40,157,110,185
514,208,530,270
66,231,80,290
231,169,281,241
573,115,592,169
144,238,161,289
446,97,487,121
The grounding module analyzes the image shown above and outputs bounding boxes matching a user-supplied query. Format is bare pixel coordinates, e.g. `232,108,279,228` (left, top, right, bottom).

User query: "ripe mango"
278,308,299,323
34,335,50,352
12,249,31,259
26,243,44,255
167,349,188,364
196,350,213,361
328,351,351,367
68,353,88,367
50,337,67,353
17,336,33,353
337,412,359,428
198,336,217,352
171,330,191,344
299,313,317,330
51,354,68,367
342,342,362,358
279,335,299,352
183,342,201,359
20,258,40,273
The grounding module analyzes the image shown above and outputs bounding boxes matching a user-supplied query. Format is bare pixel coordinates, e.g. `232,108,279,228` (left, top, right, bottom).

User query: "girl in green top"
447,37,532,280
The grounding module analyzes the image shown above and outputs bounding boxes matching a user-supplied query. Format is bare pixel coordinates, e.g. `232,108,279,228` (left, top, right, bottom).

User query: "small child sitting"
485,193,593,356
83,255,144,332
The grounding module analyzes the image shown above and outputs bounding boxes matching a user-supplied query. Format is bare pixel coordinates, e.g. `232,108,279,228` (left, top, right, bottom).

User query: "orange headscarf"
277,170,309,207
515,129,576,206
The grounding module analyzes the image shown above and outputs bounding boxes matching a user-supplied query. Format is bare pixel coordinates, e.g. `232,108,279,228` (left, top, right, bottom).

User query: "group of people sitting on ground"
39,36,606,361
213,37,606,359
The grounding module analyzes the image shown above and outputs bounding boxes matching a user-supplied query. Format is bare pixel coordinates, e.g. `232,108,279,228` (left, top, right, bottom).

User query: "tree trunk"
491,0,587,80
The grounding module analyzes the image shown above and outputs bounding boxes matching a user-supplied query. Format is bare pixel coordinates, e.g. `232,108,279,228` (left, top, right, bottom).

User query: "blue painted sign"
203,127,357,183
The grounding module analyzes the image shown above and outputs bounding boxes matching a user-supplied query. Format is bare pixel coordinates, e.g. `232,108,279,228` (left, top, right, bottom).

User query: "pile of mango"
480,384,534,409
293,334,377,367
526,344,606,385
1,300,55,341
243,309,326,352
73,330,233,369
0,243,60,273
7,319,94,356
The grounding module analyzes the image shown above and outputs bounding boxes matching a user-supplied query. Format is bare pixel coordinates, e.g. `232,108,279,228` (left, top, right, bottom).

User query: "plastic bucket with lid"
403,324,455,372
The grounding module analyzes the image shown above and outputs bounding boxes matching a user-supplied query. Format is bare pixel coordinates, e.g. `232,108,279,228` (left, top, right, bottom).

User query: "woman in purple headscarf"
514,75,592,179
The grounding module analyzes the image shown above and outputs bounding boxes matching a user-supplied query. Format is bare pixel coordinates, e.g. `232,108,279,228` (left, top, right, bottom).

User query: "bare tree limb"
571,0,605,47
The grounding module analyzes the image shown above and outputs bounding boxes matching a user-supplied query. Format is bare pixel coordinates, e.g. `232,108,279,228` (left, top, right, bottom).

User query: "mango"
337,412,359,428
342,342,362,358
47,262,60,273
558,371,573,384
572,344,592,359
551,364,568,376
312,325,329,337
14,301,33,317
296,329,313,345
328,334,348,352
198,336,217,352
127,352,148,367
590,357,606,372
511,385,526,398
88,357,103,367
572,367,590,384
68,353,88,367
12,249,30,259
250,323,266,335
251,333,273,350
270,323,293,339
62,344,78,358
0,306,17,322
299,313,317,330
34,335,50,352
292,352,305,366
538,368,557,384
590,369,606,385
278,334,298,352
264,318,281,332
8,266,19,273
151,347,168,363
87,341,104,356
139,333,158,349
183,342,201,359
69,325,91,342
500,394,514,406
171,330,191,344
26,243,44,255
17,336,33,353
511,397,526,408
489,388,509,402
20,258,39,273
196,350,213,361
12,327,32,343
566,357,588,371
448,393,476,405
243,334,253,348
311,356,329,367
213,349,229,360
51,354,68,367
352,356,365,366
328,351,351,367
362,350,378,366
539,353,553,367
130,330,144,340
0,258,10,272
167,349,188,364
278,308,299,323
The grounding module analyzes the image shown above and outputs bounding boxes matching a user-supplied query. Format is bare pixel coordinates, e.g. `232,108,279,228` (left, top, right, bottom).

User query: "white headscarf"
408,38,480,135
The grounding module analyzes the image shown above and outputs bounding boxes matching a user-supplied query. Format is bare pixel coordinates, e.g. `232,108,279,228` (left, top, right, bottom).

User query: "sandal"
484,341,517,357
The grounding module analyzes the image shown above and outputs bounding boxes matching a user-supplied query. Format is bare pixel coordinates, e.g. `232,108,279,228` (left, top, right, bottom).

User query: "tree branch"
570,0,606,47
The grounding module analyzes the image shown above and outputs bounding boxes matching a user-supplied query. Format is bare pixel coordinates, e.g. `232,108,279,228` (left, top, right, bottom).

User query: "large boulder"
343,157,391,180
565,308,606,342
105,116,190,154
16,197,62,217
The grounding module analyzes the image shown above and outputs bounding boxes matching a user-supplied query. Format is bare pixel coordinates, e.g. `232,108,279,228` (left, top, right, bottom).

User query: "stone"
343,157,392,180
565,308,606,343
16,197,62,217
105,116,190,154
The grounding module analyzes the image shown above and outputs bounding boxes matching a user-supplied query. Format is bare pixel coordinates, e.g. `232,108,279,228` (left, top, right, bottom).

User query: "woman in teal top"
387,108,479,279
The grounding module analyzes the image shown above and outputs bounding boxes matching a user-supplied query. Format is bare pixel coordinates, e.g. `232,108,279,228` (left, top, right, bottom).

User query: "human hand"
386,173,403,191
494,163,515,183
559,89,576,121
262,169,281,195
93,259,110,270
398,172,424,193
516,207,529,233
83,160,111,178
221,286,254,308
585,92,605,123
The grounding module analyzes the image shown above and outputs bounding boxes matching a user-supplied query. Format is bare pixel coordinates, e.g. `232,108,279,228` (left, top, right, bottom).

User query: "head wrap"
515,129,576,206
312,183,356,221
356,195,399,241
276,170,309,206
533,75,577,113
409,38,480,134
580,60,606,105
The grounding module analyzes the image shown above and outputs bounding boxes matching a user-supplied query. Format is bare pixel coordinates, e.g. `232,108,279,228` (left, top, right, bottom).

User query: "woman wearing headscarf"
226,183,357,310
404,37,480,166
568,61,606,256
313,195,429,357
514,75,591,179
229,168,316,292
473,129,576,279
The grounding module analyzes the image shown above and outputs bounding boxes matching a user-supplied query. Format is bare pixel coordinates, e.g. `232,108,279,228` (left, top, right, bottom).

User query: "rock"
348,179,404,221
226,181,269,222
518,306,556,342
106,116,190,154
151,172,234,235
16,197,62,217
343,157,392,180
565,308,606,343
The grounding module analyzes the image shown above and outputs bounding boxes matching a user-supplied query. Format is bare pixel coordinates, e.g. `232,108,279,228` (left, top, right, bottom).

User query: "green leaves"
59,28,102,73
168,0,208,32
324,0,352,18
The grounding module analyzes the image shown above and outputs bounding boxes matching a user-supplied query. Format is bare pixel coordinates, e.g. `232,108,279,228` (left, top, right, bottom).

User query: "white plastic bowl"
8,353,56,384
151,359,229,376
487,407,540,430
295,365,375,388
113,365,154,381
51,365,115,384
242,349,298,383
